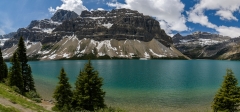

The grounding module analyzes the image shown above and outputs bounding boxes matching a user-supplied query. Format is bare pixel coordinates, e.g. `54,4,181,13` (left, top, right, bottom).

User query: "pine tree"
25,65,35,91
72,60,105,111
212,69,240,112
53,68,73,111
17,36,35,92
8,52,24,94
3,62,8,80
0,48,8,82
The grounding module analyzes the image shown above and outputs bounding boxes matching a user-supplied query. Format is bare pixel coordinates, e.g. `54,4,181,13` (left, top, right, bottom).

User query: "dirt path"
38,100,54,111
0,97,35,112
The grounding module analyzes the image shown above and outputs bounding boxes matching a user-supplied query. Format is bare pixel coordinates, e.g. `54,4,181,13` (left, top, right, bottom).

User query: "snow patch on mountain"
42,28,54,34
0,38,9,47
87,17,105,20
63,53,70,58
149,49,166,58
102,23,113,29
144,52,150,58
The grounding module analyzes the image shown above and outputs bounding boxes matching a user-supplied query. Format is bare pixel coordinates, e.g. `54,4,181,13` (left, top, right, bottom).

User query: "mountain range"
1,9,187,60
173,32,240,60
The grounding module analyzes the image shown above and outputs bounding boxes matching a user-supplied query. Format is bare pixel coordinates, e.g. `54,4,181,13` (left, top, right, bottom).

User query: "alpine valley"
1,9,188,60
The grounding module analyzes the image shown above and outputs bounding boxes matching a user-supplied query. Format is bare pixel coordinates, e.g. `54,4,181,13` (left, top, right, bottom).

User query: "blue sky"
1,0,240,37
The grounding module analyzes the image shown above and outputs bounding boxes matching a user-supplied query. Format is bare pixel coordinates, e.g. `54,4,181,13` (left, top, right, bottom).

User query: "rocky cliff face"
54,9,172,46
2,9,186,60
173,32,240,60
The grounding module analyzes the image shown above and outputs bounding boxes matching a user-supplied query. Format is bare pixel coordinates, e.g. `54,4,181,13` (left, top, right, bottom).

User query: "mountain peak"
173,33,182,39
51,9,79,22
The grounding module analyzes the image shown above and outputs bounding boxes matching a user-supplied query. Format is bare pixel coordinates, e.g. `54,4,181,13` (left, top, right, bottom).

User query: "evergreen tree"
8,52,24,94
72,60,105,111
25,65,35,91
212,69,240,112
3,62,8,80
17,36,35,92
53,68,73,111
0,48,8,82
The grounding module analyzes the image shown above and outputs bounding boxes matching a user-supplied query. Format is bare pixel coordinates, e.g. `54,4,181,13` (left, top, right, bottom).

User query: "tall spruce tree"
0,48,8,82
53,68,73,111
17,36,35,92
72,60,105,111
25,65,35,91
212,69,240,112
8,52,24,94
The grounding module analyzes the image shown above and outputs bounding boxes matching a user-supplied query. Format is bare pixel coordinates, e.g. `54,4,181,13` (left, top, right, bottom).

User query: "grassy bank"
0,83,50,112
0,104,19,112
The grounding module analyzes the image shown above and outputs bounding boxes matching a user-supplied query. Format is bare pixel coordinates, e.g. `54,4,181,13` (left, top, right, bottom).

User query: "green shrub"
25,91,40,98
32,98,41,103
11,86,20,94
25,91,41,103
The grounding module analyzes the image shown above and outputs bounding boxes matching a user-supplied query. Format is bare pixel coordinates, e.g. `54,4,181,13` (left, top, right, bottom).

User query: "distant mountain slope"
0,32,16,47
3,36,187,60
173,32,240,60
2,9,187,60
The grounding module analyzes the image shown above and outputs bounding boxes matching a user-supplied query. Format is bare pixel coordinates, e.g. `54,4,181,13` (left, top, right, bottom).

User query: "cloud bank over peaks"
107,0,189,36
216,26,240,38
188,0,240,37
48,0,88,15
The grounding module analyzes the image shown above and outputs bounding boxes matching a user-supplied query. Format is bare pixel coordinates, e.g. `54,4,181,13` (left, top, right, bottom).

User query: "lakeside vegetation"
0,37,46,111
3,37,38,98
212,69,240,111
0,83,49,111
53,60,111,111
0,104,19,112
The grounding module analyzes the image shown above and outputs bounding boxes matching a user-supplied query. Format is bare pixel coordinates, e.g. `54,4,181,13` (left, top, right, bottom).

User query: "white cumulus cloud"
215,10,238,21
107,0,188,35
188,0,240,37
187,11,217,28
216,26,240,38
97,8,105,11
48,0,88,15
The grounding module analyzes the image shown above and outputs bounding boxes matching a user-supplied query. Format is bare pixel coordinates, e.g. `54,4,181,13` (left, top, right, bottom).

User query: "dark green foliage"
53,68,73,111
68,53,111,60
11,86,21,94
72,60,105,111
25,90,41,103
41,44,53,51
25,65,35,92
78,53,97,60
212,69,240,112
0,48,8,82
17,36,35,92
8,52,24,94
3,63,8,80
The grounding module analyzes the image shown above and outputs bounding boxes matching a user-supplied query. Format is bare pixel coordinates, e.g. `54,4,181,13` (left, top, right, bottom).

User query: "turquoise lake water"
7,60,240,111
